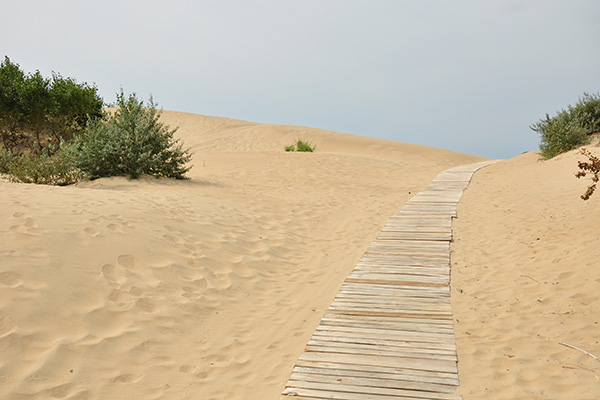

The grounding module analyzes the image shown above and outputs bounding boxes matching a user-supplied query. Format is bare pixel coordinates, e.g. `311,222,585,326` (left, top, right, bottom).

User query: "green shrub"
285,140,315,152
0,144,83,186
70,90,192,180
531,92,600,159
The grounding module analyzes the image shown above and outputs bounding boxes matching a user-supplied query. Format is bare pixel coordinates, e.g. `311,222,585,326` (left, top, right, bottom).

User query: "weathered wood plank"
303,344,457,362
344,278,448,288
333,293,451,304
321,314,455,330
294,359,460,378
307,339,456,356
294,360,460,385
315,325,456,340
289,371,458,394
283,381,463,400
297,352,458,375
309,334,457,353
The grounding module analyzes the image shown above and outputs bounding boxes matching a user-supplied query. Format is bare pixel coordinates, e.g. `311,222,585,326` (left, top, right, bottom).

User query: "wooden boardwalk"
280,161,494,400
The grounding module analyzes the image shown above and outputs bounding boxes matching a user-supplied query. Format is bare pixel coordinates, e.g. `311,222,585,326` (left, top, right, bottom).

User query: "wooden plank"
340,281,450,292
357,257,449,267
307,339,456,357
330,298,452,310
317,322,454,337
338,286,450,298
294,359,460,382
377,233,452,241
286,378,460,398
344,278,448,288
304,342,456,359
326,310,454,321
304,342,457,362
315,325,456,341
297,352,457,375
289,371,458,394
378,228,451,233
309,334,457,354
330,299,453,309
363,253,449,261
334,291,451,300
311,329,457,346
346,272,449,282
283,381,463,400
321,314,455,331
333,293,451,303
350,267,451,277
329,304,453,316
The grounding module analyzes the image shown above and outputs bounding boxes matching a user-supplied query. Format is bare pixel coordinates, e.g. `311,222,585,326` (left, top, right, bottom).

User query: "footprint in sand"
178,364,193,373
114,373,136,383
106,223,122,232
181,285,201,300
8,213,44,235
0,312,17,338
101,264,127,287
83,227,100,237
0,271,23,288
117,254,147,271
48,383,74,399
135,298,158,313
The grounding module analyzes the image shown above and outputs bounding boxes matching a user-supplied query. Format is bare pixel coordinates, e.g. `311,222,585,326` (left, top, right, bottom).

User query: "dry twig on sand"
559,342,599,360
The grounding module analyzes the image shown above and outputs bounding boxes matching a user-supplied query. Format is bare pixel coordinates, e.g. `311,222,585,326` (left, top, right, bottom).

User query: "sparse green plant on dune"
296,140,315,152
531,92,600,159
284,140,315,152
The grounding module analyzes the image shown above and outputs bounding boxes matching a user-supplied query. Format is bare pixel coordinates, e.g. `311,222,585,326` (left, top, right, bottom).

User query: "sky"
1,0,599,159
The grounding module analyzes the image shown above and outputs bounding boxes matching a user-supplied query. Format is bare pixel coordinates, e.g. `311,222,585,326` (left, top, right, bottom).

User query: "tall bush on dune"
70,90,193,180
0,56,103,151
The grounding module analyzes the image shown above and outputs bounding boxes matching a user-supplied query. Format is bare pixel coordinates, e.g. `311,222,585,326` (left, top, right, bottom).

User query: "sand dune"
0,111,484,400
452,146,600,399
3,109,596,399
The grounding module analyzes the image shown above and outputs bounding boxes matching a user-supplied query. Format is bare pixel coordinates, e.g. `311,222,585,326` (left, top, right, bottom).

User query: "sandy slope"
452,145,600,399
0,111,484,400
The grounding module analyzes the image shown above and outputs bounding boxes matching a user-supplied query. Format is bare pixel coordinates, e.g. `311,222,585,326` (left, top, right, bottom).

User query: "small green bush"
531,92,600,159
0,144,83,186
296,140,315,152
70,90,192,180
285,140,315,152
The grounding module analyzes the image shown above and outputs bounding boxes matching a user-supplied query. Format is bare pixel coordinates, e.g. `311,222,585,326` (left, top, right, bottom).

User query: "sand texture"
0,111,484,400
452,146,600,399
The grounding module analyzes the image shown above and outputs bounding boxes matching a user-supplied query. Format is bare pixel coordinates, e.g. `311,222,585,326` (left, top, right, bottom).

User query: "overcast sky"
2,0,599,158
